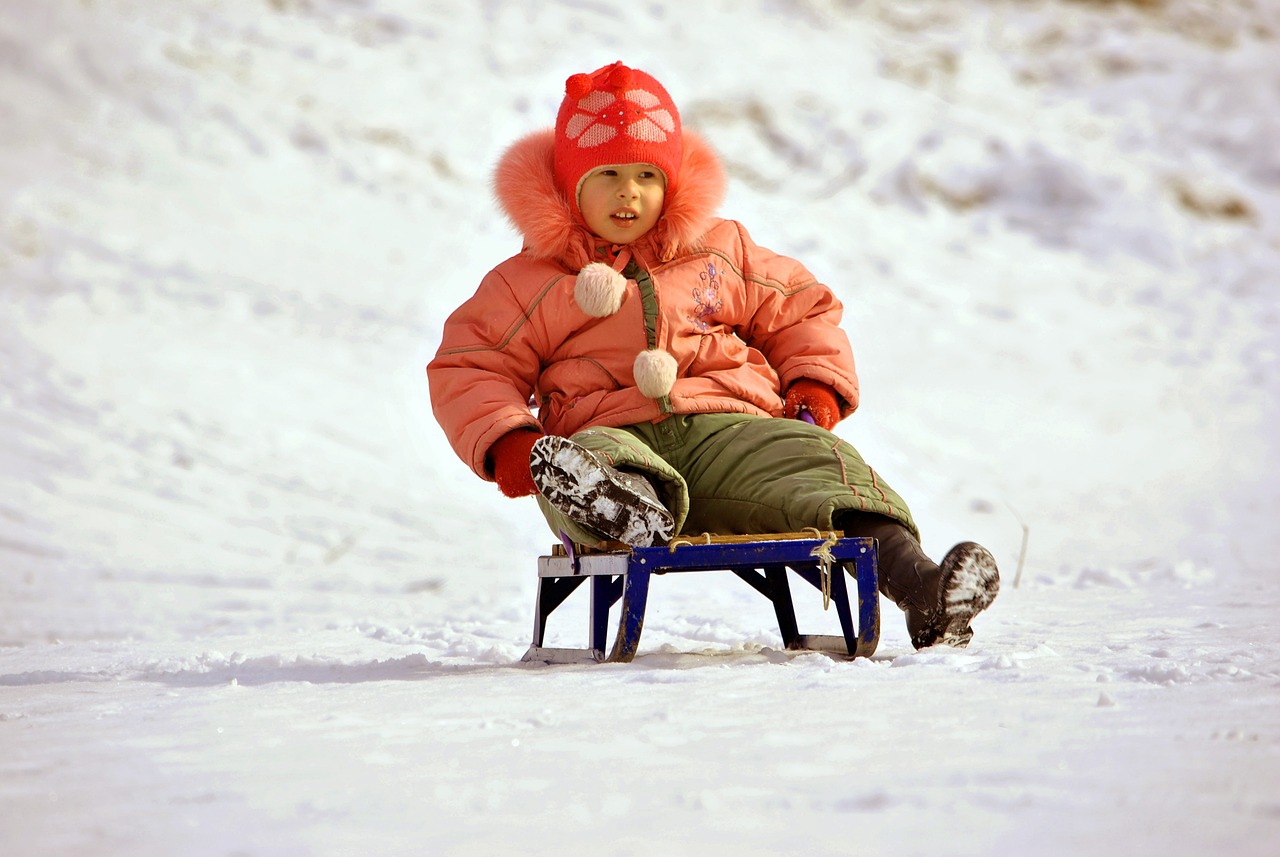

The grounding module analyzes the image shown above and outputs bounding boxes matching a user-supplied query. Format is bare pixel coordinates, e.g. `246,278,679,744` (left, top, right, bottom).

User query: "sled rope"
806,528,839,610
668,532,714,552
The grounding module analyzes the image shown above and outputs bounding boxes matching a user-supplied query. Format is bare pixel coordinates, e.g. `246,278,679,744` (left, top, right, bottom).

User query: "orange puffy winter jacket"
428,130,860,482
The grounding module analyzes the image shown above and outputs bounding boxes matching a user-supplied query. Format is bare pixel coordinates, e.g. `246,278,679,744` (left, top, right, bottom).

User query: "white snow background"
3,1,1279,855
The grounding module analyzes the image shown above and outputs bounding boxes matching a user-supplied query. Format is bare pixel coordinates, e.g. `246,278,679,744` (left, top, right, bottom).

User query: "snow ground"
2,1,1279,855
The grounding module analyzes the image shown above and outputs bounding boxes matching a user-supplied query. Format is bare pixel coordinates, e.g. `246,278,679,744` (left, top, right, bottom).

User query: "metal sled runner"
522,533,879,664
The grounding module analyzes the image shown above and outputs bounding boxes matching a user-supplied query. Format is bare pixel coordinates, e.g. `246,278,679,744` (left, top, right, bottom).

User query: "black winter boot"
530,435,675,548
836,511,1000,649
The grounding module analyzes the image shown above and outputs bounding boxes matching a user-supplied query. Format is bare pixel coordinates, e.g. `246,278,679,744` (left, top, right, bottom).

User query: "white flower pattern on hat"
565,88,675,149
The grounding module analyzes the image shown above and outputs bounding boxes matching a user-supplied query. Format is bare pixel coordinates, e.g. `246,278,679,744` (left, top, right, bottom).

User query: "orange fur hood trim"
492,128,727,269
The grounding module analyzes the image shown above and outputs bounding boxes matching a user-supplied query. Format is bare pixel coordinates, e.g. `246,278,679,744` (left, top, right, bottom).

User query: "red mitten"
486,429,542,498
783,379,841,430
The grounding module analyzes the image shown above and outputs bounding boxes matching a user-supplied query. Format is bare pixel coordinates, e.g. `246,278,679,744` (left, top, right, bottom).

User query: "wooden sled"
521,532,879,664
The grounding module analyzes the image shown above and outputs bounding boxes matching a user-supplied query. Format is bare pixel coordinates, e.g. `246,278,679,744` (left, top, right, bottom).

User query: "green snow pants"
535,413,919,547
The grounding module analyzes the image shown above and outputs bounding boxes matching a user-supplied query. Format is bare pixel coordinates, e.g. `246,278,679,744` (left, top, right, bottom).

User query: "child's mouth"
611,210,639,225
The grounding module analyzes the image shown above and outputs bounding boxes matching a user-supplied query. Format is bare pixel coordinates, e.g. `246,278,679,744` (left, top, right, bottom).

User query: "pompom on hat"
553,61,683,226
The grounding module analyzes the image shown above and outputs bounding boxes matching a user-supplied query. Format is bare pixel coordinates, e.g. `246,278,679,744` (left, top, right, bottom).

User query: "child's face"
578,164,666,245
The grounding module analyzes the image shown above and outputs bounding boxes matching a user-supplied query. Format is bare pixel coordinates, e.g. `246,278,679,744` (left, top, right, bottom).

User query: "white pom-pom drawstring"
633,349,678,398
574,262,627,317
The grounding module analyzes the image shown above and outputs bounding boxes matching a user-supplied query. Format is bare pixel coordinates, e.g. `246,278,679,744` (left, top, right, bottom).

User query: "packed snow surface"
2,1,1279,855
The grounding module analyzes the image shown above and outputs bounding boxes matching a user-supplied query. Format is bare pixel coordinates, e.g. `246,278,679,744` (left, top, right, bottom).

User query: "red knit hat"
554,62,683,226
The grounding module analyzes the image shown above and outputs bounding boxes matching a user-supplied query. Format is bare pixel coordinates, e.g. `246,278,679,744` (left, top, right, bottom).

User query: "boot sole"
915,542,1000,649
529,436,674,548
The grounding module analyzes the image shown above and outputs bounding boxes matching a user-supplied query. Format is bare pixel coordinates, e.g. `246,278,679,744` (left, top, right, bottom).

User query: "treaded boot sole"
529,436,674,548
913,542,1000,649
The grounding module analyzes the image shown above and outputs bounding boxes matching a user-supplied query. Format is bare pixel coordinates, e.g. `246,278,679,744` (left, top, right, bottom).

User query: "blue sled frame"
522,534,879,664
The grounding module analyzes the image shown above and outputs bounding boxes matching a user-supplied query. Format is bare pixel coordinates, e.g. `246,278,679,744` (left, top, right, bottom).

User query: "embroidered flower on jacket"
690,261,723,331
564,88,676,149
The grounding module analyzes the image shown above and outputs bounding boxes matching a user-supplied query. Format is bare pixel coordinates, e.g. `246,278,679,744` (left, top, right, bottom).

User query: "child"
428,62,999,649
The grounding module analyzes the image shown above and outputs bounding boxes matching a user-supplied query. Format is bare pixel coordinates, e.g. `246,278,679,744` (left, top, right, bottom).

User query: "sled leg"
589,574,609,654
828,563,860,655
851,554,880,659
764,565,801,648
606,564,652,663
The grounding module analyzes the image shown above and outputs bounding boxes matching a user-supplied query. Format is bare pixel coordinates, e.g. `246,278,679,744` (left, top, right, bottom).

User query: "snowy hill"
2,1,1279,855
